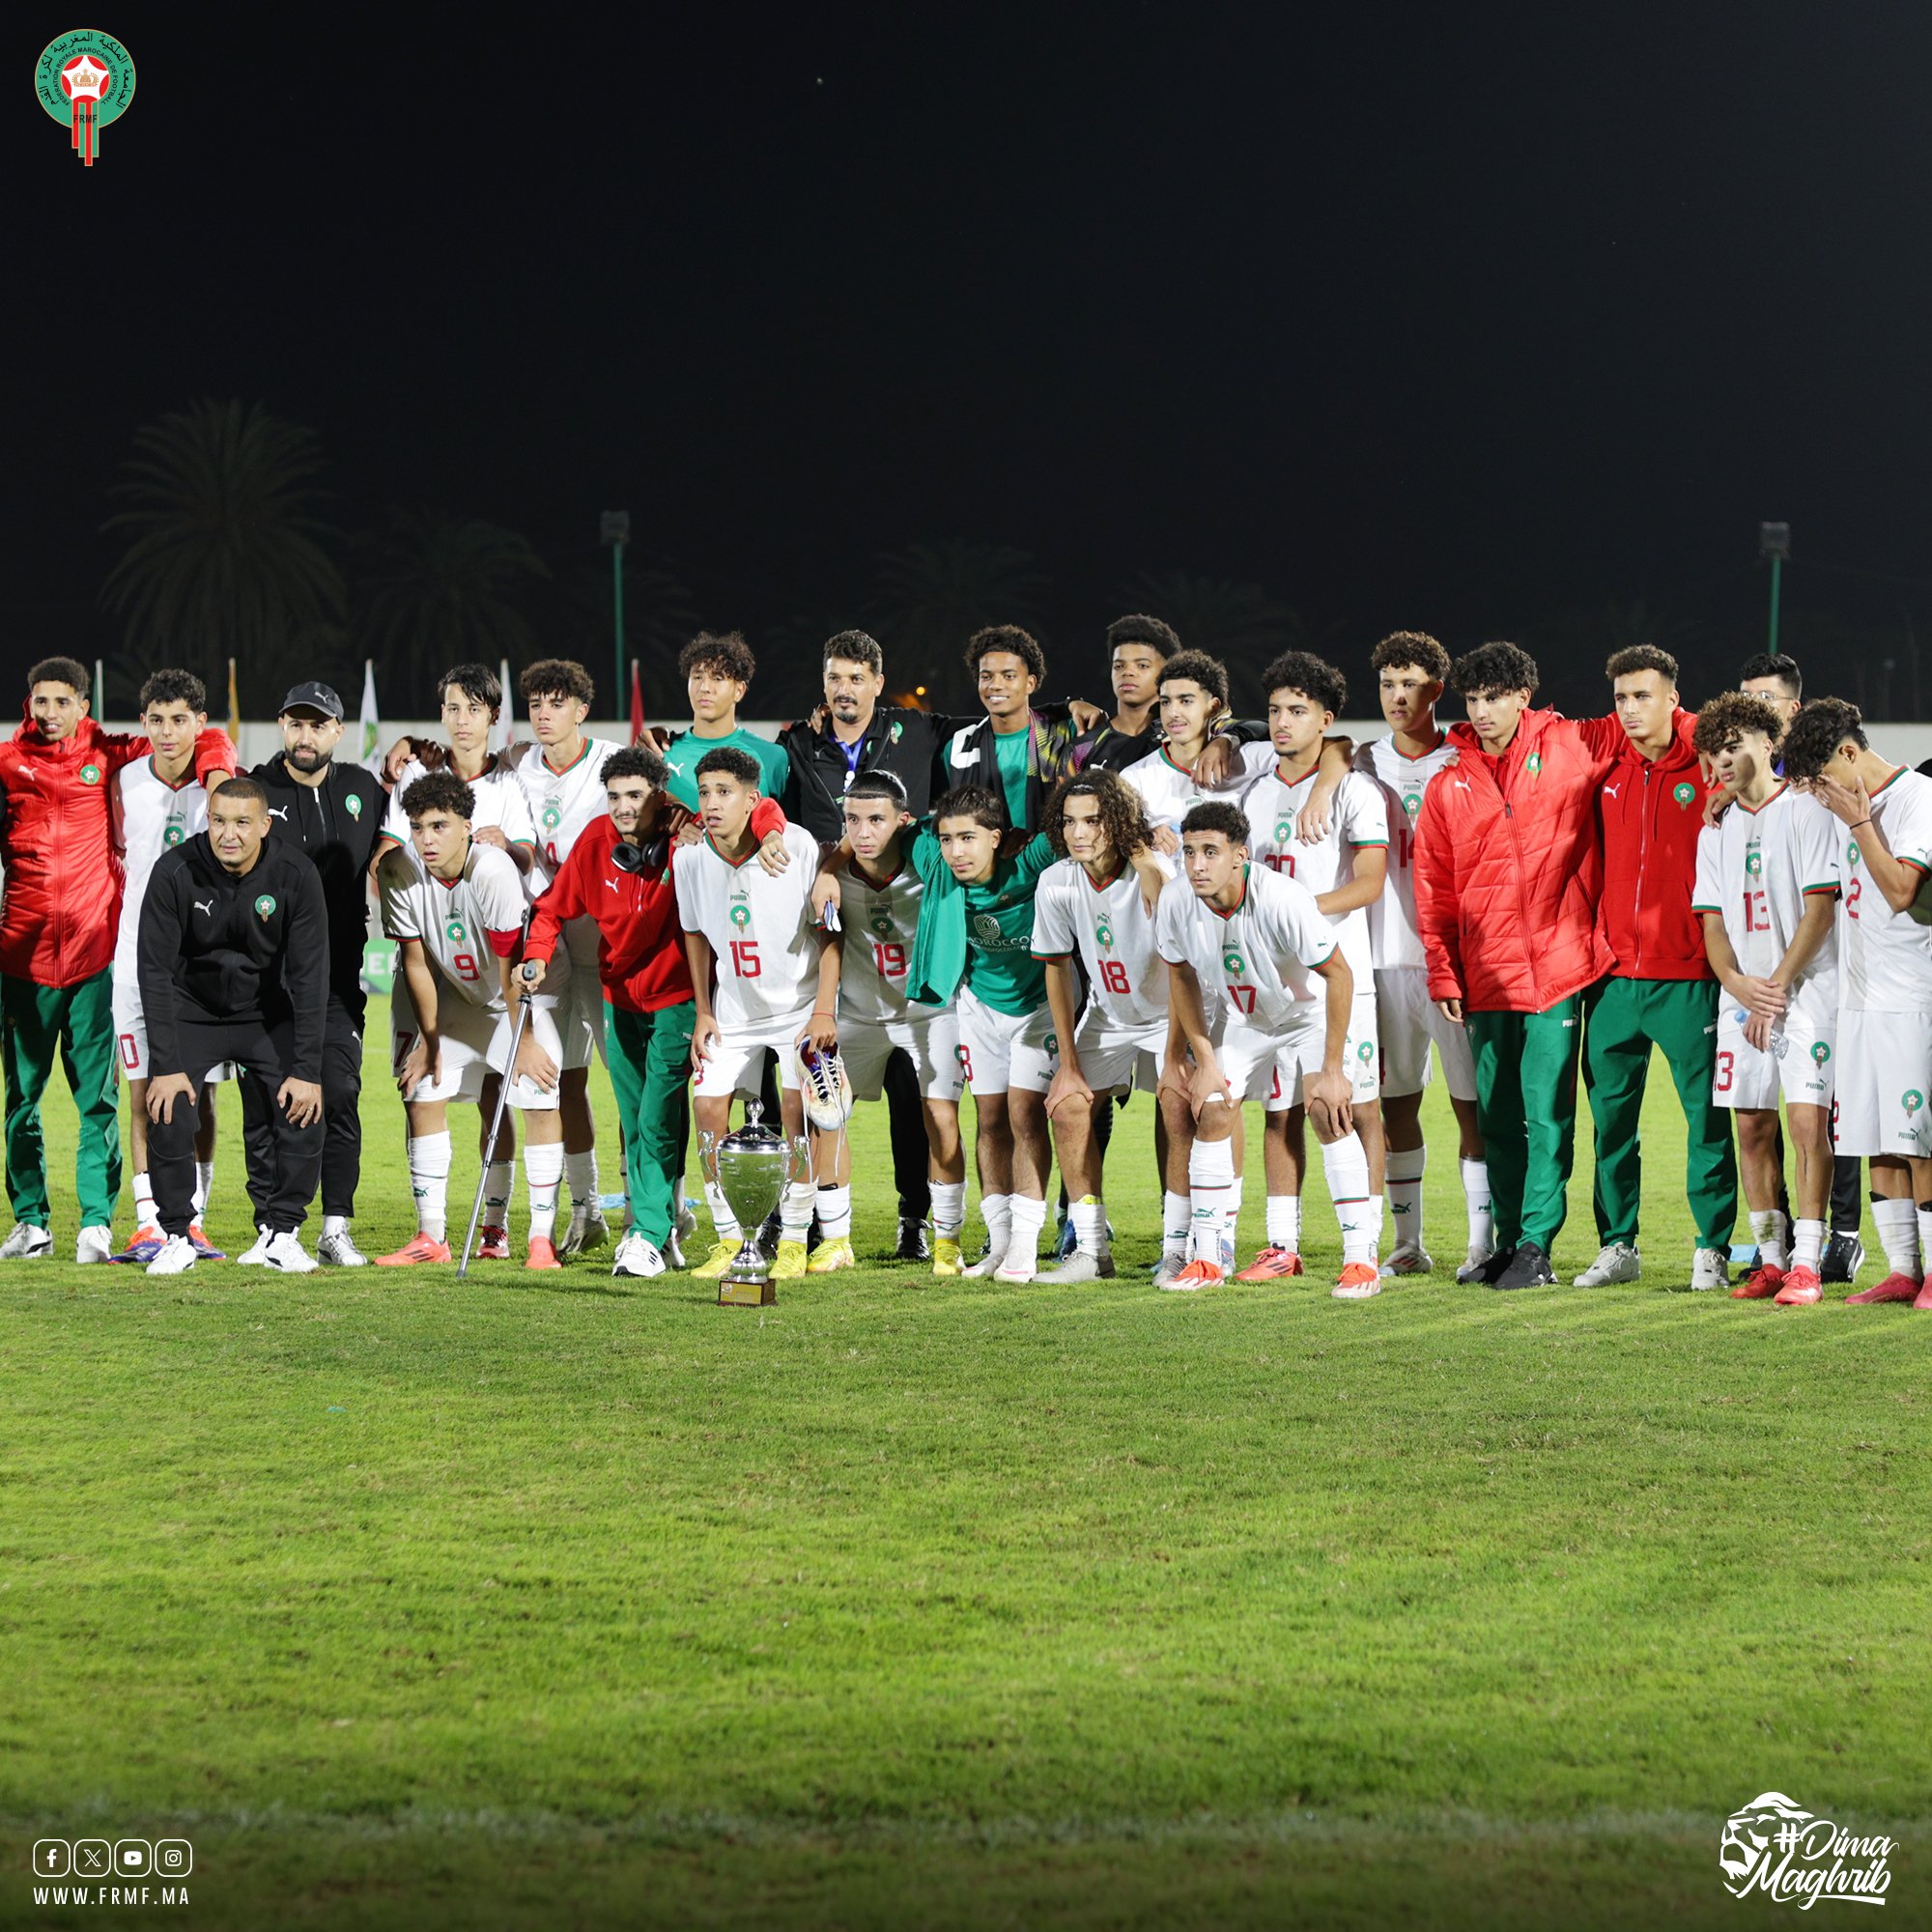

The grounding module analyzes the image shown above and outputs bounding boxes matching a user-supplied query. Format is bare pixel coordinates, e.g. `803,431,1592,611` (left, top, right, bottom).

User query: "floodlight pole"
1759,521,1792,654
601,511,631,717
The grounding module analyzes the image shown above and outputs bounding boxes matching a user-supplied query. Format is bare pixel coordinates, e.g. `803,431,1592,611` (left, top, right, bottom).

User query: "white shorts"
554,928,601,1070
112,971,236,1084
1713,1006,1834,1112
694,1006,813,1099
390,994,563,1112
839,1009,965,1103
1830,1009,1932,1156
1267,988,1381,1114
1217,1014,1321,1106
1375,964,1478,1103
956,987,1059,1095
1073,1008,1167,1095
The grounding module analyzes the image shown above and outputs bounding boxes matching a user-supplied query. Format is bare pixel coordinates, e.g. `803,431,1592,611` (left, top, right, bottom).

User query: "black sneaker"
754,1209,783,1261
1492,1240,1556,1290
896,1217,932,1262
1477,1243,1517,1286
1820,1231,1864,1285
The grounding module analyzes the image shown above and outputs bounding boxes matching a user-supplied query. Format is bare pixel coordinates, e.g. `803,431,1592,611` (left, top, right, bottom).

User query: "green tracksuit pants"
1583,975,1739,1251
1466,995,1584,1254
2,966,122,1229
607,998,696,1248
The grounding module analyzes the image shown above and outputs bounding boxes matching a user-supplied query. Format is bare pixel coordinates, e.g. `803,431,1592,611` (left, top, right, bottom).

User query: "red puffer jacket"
0,709,235,987
1414,708,1622,1014
1597,708,1713,980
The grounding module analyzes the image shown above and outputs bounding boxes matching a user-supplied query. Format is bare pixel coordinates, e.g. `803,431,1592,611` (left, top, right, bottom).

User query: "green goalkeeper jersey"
906,826,1056,1016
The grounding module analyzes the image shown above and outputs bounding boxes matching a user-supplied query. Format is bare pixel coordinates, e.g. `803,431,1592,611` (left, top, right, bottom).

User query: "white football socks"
816,1183,852,1241
408,1131,452,1241
1162,1190,1191,1260
781,1179,814,1243
1188,1138,1235,1264
564,1151,598,1212
703,1177,742,1245
980,1192,1012,1264
929,1180,965,1240
194,1159,213,1219
1386,1146,1425,1248
1462,1157,1493,1253
132,1170,157,1230
1006,1194,1048,1268
1068,1195,1107,1259
482,1161,513,1231
1791,1217,1826,1273
1749,1208,1789,1269
1321,1132,1377,1265
1265,1194,1302,1255
1872,1196,1918,1279
525,1142,564,1241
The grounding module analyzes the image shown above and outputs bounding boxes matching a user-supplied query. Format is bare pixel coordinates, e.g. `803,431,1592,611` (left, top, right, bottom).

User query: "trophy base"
718,1273,776,1307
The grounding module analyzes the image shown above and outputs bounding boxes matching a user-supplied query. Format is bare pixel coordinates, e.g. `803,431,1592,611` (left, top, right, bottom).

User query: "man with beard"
246,681,385,1266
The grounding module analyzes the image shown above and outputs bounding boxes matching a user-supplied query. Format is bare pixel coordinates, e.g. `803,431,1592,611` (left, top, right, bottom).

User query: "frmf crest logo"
1719,1791,1892,1906
36,31,134,166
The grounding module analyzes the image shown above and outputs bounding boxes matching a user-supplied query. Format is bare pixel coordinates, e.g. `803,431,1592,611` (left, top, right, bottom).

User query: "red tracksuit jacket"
1594,708,1713,981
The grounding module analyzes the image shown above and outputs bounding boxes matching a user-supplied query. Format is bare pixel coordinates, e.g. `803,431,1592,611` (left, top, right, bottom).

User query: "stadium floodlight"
1758,521,1791,651
601,512,631,715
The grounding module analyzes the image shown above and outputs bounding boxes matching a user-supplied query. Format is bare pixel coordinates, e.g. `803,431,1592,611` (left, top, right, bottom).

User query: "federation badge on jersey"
254,894,276,920
800,1043,855,1130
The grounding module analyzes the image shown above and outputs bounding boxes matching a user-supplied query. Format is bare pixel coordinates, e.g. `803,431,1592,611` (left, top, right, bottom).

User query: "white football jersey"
1833,767,1932,1013
1691,785,1841,1028
1155,862,1335,1033
1238,764,1387,981
383,756,537,863
113,757,214,975
673,824,824,1029
379,838,531,1010
1031,854,1173,1029
1121,741,1272,834
1354,734,1459,970
504,735,624,887
837,857,935,1027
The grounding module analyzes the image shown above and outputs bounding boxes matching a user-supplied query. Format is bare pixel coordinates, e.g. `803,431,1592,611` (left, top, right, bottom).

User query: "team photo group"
6,617,1925,1306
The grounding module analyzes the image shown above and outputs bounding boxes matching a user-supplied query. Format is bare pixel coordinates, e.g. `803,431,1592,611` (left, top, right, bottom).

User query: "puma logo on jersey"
193,898,215,915
1453,780,1471,790
269,806,289,821
605,878,621,892
1604,782,1622,800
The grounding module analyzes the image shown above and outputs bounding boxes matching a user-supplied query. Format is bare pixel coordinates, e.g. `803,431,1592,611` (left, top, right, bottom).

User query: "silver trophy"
697,1103,811,1305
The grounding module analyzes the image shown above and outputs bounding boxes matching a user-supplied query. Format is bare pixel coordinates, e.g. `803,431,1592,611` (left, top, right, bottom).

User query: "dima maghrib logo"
1719,1793,1892,1906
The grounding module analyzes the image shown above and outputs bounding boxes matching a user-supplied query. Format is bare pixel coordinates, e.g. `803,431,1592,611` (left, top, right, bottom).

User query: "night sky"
12,6,1932,720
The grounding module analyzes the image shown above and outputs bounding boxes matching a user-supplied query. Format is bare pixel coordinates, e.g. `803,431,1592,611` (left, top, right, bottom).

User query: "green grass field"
3,995,1929,1929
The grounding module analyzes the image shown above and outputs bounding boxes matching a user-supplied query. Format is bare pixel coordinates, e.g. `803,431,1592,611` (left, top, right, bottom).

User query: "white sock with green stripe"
1322,1133,1377,1265
408,1132,452,1241
1387,1147,1425,1249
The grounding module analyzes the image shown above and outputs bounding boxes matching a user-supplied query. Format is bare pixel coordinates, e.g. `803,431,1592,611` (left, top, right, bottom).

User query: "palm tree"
99,398,345,712
354,508,550,705
1113,571,1309,696
867,540,1049,710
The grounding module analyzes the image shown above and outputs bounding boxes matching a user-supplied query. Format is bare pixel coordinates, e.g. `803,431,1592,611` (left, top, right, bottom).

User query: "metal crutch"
457,979,537,1278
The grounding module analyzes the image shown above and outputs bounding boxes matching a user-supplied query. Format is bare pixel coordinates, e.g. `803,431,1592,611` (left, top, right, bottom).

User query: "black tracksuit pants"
242,992,363,1225
153,1018,323,1237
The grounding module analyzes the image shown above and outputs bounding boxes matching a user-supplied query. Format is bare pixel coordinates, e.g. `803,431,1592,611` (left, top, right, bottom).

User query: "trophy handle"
788,1135,811,1186
697,1129,720,1190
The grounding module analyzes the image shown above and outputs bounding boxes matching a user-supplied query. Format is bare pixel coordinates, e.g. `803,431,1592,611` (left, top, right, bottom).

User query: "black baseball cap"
279,681,344,720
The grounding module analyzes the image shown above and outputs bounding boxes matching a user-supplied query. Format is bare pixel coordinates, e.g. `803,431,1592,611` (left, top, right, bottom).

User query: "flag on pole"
629,658,644,745
359,659,381,770
227,658,240,743
497,656,515,753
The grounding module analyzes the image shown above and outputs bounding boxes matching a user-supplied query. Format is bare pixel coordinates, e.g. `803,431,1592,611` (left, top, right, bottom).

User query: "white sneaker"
75,1224,114,1264
1455,1242,1495,1283
961,1246,1006,1278
146,1234,197,1275
994,1253,1039,1284
0,1223,52,1260
237,1226,273,1265
611,1232,666,1278
1690,1246,1730,1292
317,1230,369,1267
1573,1241,1641,1288
559,1206,611,1259
1151,1253,1190,1289
1036,1250,1117,1283
1378,1241,1435,1279
262,1230,318,1273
